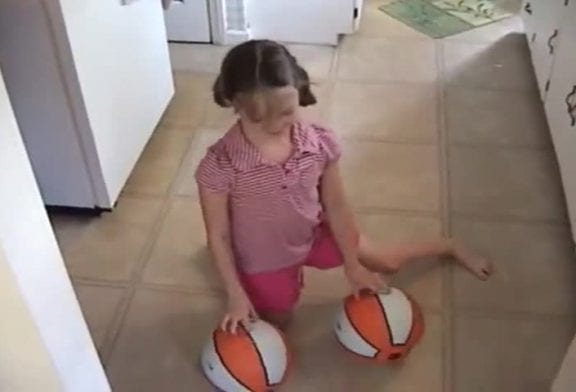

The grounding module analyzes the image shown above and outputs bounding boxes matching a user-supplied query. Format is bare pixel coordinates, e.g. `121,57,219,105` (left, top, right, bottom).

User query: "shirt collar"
224,121,320,171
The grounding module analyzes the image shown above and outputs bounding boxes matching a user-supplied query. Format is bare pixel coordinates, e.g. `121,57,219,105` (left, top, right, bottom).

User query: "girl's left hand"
344,261,386,298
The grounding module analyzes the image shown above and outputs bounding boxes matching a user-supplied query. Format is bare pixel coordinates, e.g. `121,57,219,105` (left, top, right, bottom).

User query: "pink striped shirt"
195,121,341,274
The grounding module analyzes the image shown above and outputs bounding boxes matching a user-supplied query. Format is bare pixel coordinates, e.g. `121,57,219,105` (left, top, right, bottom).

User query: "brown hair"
213,40,317,110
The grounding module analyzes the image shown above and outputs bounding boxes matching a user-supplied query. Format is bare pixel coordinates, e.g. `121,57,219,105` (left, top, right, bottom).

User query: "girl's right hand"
221,293,258,334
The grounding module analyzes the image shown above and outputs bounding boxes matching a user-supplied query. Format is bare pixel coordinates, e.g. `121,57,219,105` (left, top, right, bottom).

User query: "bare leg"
259,311,293,331
358,235,493,280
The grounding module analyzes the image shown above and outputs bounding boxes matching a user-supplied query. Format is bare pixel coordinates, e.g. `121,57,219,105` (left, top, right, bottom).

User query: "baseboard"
45,205,111,216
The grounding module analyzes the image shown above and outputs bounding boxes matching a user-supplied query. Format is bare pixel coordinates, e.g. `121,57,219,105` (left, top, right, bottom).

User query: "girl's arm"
320,162,359,265
199,187,255,332
321,161,384,294
199,187,244,297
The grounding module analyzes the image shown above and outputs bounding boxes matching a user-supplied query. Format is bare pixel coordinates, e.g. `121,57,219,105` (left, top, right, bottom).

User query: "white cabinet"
0,0,173,209
522,0,576,242
246,0,361,45
544,0,576,238
164,0,211,43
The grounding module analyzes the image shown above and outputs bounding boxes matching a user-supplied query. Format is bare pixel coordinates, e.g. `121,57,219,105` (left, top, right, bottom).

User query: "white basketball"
201,320,290,392
334,288,424,362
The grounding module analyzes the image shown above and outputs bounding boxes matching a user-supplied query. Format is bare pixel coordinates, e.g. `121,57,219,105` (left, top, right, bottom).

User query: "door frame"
208,0,250,45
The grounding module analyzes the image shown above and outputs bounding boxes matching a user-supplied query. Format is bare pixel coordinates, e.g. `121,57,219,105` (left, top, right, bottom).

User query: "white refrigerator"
0,0,174,210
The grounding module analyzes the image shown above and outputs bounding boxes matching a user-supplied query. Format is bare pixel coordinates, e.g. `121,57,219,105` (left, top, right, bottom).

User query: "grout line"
331,77,440,87
341,136,438,145
99,195,173,364
446,83,538,95
167,128,202,197
98,287,135,366
328,43,339,81
435,37,455,392
97,83,214,364
449,141,554,152
451,211,569,226
328,37,344,83
452,306,576,322
167,195,444,218
353,207,440,218
72,277,576,323
129,199,173,284
72,278,130,289
130,282,225,297
119,191,168,200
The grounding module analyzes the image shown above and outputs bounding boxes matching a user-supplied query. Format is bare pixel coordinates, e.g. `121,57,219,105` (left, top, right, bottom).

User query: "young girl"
196,40,492,333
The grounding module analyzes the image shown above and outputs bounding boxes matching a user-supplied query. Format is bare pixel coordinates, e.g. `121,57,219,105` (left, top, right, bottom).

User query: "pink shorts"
239,225,348,313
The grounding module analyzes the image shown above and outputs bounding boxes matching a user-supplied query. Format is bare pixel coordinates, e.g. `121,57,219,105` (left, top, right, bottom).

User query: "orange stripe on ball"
213,326,267,392
344,293,391,360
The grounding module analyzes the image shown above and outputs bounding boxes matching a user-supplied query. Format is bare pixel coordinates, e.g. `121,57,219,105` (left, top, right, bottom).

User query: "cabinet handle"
566,86,576,127
548,29,559,55
524,2,533,14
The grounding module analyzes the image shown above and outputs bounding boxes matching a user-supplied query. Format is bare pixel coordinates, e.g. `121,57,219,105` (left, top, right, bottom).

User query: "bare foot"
452,242,494,280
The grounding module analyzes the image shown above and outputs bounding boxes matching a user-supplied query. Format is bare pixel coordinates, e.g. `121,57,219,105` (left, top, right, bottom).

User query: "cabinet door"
545,0,576,240
527,0,565,100
58,0,174,206
247,0,353,45
164,0,211,43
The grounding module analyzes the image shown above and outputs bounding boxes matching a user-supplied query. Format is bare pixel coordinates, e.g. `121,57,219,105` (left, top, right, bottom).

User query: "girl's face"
237,86,299,135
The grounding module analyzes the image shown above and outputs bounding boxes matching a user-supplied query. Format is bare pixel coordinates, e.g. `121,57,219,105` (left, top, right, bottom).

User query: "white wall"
0,70,109,390
0,247,63,392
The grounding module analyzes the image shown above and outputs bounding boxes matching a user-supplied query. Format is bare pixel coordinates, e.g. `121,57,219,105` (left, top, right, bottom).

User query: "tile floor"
51,1,576,391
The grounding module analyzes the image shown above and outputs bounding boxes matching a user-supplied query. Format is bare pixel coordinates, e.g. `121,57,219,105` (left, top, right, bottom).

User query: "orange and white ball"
201,320,290,392
334,288,424,362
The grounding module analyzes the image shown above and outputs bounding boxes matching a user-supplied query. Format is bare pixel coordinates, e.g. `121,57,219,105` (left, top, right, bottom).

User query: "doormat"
380,0,514,38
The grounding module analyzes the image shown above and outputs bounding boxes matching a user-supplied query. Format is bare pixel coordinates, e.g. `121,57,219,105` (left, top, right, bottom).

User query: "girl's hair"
213,40,317,110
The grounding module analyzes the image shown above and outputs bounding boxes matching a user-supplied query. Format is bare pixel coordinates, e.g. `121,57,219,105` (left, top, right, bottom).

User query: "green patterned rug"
380,0,514,38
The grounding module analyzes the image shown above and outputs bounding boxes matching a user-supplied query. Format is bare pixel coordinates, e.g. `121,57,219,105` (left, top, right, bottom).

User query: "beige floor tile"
281,303,443,392
358,0,431,40
74,284,125,349
452,219,576,315
443,38,537,91
449,146,567,221
287,44,336,81
172,129,224,198
453,314,576,392
160,72,211,128
341,142,440,211
169,43,229,74
123,128,193,196
142,199,221,291
337,37,438,83
52,197,164,281
445,16,524,44
302,213,444,310
329,81,438,143
446,88,551,147
106,290,223,392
